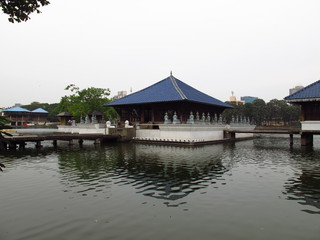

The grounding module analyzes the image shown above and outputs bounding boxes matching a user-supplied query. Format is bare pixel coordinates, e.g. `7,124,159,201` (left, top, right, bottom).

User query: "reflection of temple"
58,143,231,203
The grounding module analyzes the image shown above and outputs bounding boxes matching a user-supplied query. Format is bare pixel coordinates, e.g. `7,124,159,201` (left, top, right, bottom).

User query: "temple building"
1,106,31,126
2,106,49,125
105,74,233,125
56,74,254,144
30,108,49,123
285,80,320,146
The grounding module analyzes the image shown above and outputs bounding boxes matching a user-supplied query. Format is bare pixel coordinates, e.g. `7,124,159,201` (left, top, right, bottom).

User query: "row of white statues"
80,114,100,124
164,111,252,125
78,115,133,128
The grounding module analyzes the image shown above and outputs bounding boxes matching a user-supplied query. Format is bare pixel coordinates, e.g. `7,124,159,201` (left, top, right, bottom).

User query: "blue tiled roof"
32,108,48,113
105,75,232,108
285,80,320,102
2,106,31,112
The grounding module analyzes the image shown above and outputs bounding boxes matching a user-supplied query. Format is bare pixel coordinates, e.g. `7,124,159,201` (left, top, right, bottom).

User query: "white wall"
57,124,107,134
301,121,320,131
136,124,255,142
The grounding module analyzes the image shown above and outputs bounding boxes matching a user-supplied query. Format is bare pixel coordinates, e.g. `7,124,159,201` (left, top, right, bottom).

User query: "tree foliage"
222,98,300,126
0,0,50,23
0,116,11,129
57,84,118,121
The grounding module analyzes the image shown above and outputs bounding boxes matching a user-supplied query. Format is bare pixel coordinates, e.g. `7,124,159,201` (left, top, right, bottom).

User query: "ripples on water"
1,137,320,240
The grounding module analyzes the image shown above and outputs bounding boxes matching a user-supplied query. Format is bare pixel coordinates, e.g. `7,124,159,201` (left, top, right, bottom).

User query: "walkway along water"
0,132,119,150
1,127,313,150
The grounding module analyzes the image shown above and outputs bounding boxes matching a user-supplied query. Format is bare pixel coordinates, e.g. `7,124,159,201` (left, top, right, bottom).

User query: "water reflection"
284,150,320,214
58,143,230,203
251,137,320,214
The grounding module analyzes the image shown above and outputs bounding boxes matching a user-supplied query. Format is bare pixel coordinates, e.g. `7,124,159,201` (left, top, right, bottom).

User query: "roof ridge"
112,78,168,102
285,79,320,100
170,76,187,100
3,106,31,112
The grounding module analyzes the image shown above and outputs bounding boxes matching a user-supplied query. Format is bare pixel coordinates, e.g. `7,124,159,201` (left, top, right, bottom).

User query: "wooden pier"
0,133,119,150
224,129,320,146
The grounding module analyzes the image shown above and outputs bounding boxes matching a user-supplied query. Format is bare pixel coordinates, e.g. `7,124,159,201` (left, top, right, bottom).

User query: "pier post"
9,142,17,149
19,142,26,150
78,139,84,146
289,134,293,146
224,130,236,140
230,132,236,140
53,140,57,147
301,132,313,146
35,141,42,148
0,141,7,150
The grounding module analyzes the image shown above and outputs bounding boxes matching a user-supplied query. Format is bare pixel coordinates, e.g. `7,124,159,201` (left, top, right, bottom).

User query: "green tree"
222,98,300,127
252,98,266,126
265,99,300,126
0,0,50,23
265,99,285,125
285,104,301,126
0,116,10,129
57,84,118,122
243,103,253,121
222,102,244,123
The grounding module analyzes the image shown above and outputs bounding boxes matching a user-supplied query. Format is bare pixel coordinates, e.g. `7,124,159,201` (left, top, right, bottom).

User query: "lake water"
0,136,320,240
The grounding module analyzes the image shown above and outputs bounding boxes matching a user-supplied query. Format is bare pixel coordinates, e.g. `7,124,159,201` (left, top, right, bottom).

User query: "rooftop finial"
170,70,173,76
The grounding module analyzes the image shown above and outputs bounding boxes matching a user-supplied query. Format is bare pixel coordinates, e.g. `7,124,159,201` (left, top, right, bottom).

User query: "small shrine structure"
57,112,73,125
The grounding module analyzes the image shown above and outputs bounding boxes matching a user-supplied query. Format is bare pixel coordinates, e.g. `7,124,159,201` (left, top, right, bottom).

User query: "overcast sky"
1,0,320,108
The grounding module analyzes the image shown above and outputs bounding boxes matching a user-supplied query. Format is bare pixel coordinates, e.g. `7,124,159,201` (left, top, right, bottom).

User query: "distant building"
113,91,127,100
228,92,244,105
240,96,258,103
289,85,304,95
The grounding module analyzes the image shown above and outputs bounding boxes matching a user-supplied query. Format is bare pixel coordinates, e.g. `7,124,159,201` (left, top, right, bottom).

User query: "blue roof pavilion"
105,74,233,124
2,106,49,126
2,106,31,126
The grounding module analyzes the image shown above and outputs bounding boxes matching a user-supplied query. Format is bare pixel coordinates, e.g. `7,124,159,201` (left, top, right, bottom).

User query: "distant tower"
229,91,237,102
